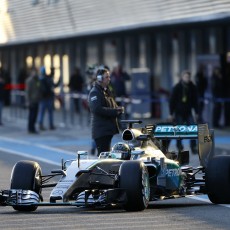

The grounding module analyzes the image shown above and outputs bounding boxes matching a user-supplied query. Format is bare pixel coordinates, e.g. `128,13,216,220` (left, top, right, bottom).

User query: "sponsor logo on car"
154,125,198,138
155,125,197,133
164,168,181,177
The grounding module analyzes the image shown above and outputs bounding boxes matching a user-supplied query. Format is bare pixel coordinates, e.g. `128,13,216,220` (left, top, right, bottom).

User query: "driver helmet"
111,142,131,160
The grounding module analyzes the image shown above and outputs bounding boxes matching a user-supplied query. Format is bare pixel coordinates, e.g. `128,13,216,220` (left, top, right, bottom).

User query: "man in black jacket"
25,68,41,134
88,67,124,156
169,70,199,154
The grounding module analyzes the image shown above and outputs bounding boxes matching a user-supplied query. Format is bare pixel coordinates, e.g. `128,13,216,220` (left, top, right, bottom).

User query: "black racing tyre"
119,161,150,211
206,155,230,204
10,160,42,211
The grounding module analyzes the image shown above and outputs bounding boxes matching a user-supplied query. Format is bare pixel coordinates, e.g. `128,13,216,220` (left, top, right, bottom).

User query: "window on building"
26,56,33,68
53,54,60,80
62,54,69,89
44,54,51,75
34,57,41,69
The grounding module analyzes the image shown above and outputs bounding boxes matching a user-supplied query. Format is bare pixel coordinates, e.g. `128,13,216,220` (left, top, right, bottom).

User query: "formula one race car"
0,120,230,212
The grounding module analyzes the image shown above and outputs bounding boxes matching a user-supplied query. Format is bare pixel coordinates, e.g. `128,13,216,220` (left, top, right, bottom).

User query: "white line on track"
187,195,230,208
0,136,76,156
188,195,211,203
0,146,59,166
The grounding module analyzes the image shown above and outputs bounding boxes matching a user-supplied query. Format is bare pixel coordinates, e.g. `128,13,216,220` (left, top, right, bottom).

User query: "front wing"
0,188,127,208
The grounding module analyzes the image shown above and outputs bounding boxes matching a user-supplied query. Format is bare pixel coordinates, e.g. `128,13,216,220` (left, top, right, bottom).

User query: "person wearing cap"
88,67,124,156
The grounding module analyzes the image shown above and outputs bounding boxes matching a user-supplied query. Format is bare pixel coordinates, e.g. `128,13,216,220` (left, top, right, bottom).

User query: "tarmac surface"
0,106,230,166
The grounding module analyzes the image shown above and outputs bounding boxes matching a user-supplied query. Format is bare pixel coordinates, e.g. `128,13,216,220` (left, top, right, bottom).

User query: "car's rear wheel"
119,161,150,211
10,160,42,211
206,155,230,204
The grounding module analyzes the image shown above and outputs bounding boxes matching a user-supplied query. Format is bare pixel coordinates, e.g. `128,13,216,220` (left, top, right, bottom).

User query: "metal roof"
1,0,230,45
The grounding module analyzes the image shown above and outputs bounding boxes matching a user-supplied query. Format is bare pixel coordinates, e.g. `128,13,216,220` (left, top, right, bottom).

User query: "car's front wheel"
119,161,150,211
10,160,42,211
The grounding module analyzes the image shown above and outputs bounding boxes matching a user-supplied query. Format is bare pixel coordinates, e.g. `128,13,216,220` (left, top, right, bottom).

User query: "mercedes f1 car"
0,120,230,212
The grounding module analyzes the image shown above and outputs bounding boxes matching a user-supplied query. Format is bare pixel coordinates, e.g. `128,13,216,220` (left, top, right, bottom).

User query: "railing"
4,90,230,128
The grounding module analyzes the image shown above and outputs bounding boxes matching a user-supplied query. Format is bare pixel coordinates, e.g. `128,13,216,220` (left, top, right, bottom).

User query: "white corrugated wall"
1,0,230,45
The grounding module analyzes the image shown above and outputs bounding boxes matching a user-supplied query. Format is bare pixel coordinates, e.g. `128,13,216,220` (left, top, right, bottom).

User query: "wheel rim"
142,167,150,207
34,168,42,195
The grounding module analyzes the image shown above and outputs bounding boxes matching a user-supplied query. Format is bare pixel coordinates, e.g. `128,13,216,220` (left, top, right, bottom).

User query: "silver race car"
0,120,230,212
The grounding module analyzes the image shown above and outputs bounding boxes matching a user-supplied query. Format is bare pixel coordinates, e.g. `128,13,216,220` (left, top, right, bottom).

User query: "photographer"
88,67,124,156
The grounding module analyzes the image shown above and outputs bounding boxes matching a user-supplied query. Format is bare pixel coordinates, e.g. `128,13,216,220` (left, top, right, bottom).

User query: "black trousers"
213,102,222,127
28,103,39,132
94,135,113,156
162,114,197,152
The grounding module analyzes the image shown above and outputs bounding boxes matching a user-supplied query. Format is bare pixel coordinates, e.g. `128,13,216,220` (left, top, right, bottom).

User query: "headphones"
97,74,103,82
96,68,106,82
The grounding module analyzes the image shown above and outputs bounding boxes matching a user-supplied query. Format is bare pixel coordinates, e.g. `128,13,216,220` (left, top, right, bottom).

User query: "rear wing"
153,124,198,139
153,123,214,167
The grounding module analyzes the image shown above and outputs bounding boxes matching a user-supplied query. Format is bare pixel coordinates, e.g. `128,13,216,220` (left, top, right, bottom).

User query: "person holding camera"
88,67,124,156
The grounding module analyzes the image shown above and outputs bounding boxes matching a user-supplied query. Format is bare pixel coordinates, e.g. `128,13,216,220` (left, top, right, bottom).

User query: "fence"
5,90,230,128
